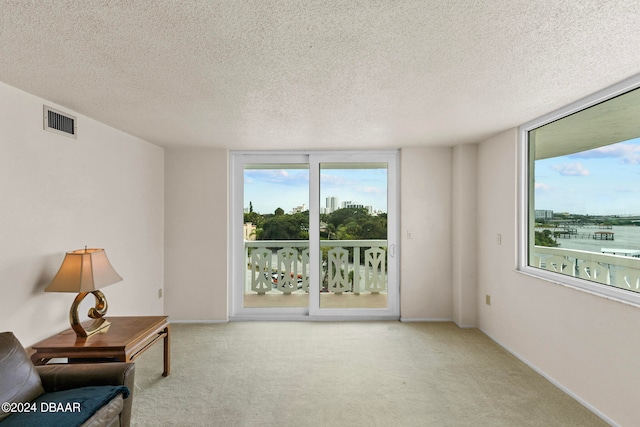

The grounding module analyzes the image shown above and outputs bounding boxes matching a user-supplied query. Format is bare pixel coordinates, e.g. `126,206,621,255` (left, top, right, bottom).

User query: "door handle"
389,244,396,257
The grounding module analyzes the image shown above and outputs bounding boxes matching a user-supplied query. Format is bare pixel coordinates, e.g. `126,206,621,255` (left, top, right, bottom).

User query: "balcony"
244,240,388,309
532,245,640,292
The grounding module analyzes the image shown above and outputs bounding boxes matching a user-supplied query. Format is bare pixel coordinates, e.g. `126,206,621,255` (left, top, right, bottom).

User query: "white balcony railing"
532,245,640,292
245,240,387,295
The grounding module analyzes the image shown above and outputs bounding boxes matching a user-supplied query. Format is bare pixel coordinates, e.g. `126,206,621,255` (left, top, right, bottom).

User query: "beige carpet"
130,322,606,427
243,292,387,309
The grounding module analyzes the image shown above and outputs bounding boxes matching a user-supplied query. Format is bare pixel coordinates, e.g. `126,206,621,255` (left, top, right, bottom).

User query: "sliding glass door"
311,157,394,313
231,151,398,319
242,158,310,310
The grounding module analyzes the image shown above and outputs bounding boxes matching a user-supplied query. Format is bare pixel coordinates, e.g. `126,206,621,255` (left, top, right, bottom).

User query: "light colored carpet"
130,322,607,427
243,292,387,308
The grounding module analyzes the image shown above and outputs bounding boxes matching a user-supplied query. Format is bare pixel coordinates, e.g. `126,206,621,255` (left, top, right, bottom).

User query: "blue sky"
535,138,640,215
244,167,387,214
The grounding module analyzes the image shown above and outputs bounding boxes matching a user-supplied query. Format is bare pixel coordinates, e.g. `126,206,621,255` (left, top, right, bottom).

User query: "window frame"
228,150,400,320
518,74,640,307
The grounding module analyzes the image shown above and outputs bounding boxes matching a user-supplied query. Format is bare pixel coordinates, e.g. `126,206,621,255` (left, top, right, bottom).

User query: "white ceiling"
1,1,640,150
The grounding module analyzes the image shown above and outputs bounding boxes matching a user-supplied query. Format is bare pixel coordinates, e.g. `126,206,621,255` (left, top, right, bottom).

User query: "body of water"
552,225,640,254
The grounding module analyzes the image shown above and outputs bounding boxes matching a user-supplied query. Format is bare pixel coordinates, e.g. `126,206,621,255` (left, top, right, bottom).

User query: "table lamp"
45,248,122,338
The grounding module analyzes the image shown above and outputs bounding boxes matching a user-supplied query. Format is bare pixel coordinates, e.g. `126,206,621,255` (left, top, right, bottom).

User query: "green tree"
260,211,308,240
535,229,559,247
274,207,285,216
337,222,362,240
261,215,298,240
327,208,369,229
359,216,387,239
325,223,337,240
244,211,264,228
326,208,386,240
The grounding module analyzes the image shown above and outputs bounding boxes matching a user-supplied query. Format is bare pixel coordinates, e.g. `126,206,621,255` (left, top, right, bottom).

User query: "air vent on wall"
43,105,77,138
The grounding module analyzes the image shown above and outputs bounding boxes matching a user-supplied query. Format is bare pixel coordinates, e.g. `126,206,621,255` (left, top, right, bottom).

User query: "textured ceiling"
1,1,640,150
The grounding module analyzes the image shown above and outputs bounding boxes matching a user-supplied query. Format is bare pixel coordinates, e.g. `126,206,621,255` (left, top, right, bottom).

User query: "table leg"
163,324,170,377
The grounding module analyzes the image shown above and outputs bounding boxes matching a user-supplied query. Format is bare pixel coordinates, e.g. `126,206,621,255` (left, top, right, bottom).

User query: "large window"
520,77,640,305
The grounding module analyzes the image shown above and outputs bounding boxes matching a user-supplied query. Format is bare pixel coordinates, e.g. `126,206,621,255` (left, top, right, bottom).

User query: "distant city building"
535,210,554,222
325,196,339,213
342,201,364,209
290,204,307,214
243,222,256,241
323,196,383,215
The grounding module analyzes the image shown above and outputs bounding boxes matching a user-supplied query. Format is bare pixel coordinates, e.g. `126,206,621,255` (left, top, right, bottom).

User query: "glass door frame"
308,152,399,318
229,150,399,320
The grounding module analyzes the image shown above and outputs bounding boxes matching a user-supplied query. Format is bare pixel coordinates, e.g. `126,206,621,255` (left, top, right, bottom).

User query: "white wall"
0,82,164,346
162,146,456,322
477,128,640,426
400,147,453,320
161,146,458,322
164,148,228,321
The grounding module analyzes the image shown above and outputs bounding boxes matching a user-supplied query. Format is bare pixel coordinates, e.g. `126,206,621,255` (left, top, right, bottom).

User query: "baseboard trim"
480,328,619,427
230,315,400,322
169,319,229,324
399,317,453,322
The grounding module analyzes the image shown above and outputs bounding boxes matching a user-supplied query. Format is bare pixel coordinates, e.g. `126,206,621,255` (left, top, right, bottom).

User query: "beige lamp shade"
46,248,122,293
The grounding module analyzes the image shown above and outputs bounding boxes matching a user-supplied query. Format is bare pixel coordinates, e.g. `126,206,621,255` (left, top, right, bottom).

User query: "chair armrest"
36,363,135,427
36,362,135,392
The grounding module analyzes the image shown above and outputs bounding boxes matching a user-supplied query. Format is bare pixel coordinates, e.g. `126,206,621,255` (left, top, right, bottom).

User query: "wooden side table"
31,316,170,377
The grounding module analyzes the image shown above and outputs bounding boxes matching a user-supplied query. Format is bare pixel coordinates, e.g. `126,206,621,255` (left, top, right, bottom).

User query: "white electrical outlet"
496,234,502,245
158,288,163,299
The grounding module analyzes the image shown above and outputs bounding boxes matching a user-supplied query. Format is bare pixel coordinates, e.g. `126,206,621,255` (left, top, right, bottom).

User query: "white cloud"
550,162,590,176
320,173,356,186
245,169,306,185
535,182,552,190
362,186,383,194
274,170,289,178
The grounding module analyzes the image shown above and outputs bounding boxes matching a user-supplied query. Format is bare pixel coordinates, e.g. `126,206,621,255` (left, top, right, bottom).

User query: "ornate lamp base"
70,290,111,338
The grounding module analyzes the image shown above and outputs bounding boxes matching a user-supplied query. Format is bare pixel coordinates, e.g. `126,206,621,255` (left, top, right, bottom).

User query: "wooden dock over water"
593,231,614,240
552,230,615,240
